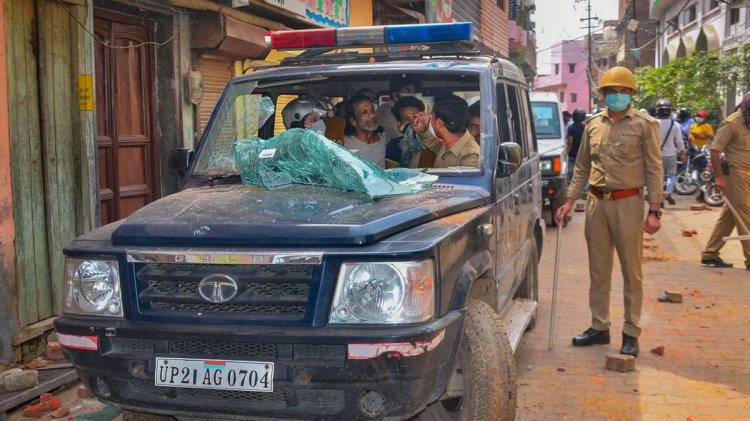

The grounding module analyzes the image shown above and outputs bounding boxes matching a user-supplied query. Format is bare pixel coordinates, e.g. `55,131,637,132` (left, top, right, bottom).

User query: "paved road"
516,194,750,421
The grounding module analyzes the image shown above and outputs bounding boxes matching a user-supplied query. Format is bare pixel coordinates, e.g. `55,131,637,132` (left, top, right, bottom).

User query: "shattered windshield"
192,71,482,197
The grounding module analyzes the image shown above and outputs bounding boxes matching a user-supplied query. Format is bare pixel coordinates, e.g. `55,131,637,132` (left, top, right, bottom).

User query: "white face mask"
695,117,705,123
428,119,437,138
309,120,326,135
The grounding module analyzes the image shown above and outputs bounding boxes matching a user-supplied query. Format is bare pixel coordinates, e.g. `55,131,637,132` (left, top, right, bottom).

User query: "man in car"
377,74,422,142
344,94,387,168
412,94,480,168
468,101,481,143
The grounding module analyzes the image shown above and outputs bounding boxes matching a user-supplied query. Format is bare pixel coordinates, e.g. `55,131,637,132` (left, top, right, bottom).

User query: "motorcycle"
675,144,723,206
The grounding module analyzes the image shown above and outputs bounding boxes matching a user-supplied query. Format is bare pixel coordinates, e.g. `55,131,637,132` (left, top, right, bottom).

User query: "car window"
530,102,561,141
505,84,528,158
519,89,538,155
192,72,483,178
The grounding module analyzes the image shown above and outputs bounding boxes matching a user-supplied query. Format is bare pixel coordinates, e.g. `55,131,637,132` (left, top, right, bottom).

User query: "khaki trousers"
584,194,644,337
701,168,750,266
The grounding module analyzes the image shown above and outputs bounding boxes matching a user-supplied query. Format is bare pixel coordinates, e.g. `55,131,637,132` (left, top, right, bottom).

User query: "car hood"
537,139,565,157
111,184,486,246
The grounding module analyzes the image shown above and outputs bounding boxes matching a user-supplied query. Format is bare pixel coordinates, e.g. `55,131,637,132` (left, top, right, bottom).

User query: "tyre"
415,300,517,421
703,184,724,207
674,168,698,195
515,240,539,330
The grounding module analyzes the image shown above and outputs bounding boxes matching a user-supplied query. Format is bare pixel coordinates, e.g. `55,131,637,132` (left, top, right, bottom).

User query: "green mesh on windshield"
234,129,437,199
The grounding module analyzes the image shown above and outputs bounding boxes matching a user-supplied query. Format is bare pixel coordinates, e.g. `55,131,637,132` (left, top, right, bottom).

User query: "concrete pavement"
516,194,750,421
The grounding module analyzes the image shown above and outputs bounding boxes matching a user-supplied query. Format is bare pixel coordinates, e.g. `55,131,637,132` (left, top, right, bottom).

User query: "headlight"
540,157,561,174
64,258,123,317
329,260,434,324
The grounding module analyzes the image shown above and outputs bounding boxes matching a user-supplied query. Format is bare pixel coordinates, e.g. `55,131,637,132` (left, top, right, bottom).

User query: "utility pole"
579,0,598,112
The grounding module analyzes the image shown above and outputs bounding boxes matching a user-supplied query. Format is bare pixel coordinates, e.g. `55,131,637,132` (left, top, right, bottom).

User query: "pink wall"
534,40,590,112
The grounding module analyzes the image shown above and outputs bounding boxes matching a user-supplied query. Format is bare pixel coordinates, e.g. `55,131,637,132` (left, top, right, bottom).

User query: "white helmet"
282,97,327,129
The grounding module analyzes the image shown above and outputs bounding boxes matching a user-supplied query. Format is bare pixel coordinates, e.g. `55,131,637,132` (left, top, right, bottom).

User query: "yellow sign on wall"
79,74,94,111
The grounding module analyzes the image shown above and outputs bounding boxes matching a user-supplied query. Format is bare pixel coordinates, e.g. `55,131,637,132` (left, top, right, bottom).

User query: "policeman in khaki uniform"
556,67,665,357
700,92,750,270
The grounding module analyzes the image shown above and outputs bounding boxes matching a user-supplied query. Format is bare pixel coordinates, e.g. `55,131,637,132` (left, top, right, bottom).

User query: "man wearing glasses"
555,67,665,358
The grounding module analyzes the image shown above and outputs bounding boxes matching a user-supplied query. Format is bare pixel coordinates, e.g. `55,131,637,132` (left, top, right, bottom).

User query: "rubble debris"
682,229,698,237
3,369,39,391
23,393,61,418
657,291,683,303
46,341,66,360
0,367,23,387
27,357,49,369
650,346,665,356
690,289,706,298
77,384,95,399
557,367,566,372
49,406,70,419
605,354,635,373
690,204,711,211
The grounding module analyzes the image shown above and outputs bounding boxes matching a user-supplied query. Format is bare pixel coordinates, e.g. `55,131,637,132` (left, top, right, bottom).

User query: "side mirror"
498,142,522,176
169,148,194,176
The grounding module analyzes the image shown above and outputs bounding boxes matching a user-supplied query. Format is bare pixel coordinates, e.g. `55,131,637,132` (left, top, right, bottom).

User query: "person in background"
689,110,714,149
385,96,427,168
377,74,421,143
467,102,481,143
281,97,328,135
555,66,664,358
700,92,750,270
354,88,376,103
563,110,573,131
655,99,686,206
344,94,387,168
566,108,586,182
412,94,479,168
676,108,695,146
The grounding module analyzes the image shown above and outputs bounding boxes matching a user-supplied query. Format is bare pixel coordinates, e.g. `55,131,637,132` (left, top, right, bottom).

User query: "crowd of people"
278,74,481,170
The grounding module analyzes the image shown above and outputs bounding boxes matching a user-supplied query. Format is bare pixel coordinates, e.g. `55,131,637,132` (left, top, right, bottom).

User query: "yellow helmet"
598,66,637,92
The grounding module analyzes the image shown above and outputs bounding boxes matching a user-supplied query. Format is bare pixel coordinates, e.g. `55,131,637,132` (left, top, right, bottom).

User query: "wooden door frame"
93,8,160,223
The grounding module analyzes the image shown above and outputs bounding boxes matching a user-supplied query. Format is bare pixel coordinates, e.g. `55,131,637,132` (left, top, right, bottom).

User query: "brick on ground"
606,353,635,373
45,341,65,360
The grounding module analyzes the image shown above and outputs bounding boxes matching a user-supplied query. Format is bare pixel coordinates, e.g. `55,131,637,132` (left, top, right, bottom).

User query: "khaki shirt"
711,111,750,170
567,107,666,203
420,130,480,168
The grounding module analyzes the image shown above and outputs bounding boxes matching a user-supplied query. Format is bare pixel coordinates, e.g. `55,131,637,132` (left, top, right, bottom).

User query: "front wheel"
703,184,724,207
674,168,698,195
415,300,517,421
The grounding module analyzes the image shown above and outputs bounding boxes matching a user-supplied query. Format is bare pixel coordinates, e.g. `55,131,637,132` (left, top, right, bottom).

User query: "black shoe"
572,328,610,346
701,257,734,268
620,333,639,357
667,194,676,205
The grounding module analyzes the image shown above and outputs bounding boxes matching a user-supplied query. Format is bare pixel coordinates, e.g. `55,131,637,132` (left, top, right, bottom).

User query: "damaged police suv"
55,23,542,421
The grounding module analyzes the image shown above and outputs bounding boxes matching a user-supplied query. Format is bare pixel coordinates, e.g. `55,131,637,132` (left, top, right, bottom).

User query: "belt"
589,186,640,201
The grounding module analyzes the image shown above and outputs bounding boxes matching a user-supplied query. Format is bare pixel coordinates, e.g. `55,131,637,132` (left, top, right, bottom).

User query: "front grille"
135,263,315,321
169,340,277,359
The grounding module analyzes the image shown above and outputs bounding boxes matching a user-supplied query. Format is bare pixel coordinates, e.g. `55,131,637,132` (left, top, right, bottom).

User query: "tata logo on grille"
198,274,239,303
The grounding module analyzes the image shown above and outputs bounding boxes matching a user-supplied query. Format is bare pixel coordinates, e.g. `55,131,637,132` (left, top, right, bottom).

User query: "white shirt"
344,133,387,168
658,119,685,157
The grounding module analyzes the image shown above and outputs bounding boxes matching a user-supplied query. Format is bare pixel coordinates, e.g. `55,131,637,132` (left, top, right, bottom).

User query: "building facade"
534,40,589,113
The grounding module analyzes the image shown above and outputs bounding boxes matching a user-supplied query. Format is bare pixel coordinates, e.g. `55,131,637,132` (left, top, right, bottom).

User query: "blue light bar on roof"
385,22,474,45
265,22,475,51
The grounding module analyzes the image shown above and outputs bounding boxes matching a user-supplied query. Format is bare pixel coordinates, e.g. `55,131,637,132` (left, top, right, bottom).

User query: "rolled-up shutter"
197,54,233,135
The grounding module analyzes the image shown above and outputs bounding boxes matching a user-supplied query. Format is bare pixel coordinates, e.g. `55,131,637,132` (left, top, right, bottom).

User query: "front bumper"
54,312,463,420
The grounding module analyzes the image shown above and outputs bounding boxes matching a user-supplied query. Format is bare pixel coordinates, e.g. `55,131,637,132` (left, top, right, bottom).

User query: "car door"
494,81,523,309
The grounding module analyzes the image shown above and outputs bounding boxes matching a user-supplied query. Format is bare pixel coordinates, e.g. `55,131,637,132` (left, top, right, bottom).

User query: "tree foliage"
634,44,750,124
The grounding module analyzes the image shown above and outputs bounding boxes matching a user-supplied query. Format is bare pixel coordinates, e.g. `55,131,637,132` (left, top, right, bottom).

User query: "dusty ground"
516,193,750,420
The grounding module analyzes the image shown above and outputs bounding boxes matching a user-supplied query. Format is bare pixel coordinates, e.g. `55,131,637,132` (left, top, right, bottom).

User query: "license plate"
155,357,274,392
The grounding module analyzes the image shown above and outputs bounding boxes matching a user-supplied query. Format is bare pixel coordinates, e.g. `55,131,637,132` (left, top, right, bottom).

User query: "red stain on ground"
671,353,685,360
690,289,706,298
591,376,608,384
